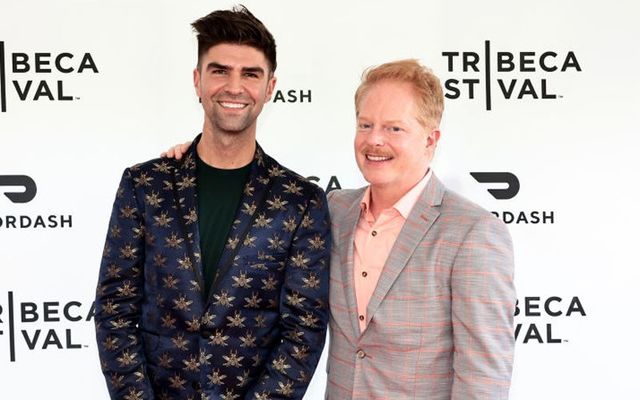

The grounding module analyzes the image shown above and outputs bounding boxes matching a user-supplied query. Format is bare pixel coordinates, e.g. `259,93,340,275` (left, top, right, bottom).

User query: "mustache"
360,146,393,158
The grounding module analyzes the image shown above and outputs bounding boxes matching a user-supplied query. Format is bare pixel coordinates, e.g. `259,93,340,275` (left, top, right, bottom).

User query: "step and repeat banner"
1,0,639,398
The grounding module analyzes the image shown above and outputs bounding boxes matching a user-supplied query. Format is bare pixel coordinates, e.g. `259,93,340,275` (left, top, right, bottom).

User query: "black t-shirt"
196,154,251,296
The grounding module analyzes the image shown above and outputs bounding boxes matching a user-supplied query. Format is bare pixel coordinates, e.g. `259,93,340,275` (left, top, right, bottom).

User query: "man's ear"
427,129,441,148
193,67,202,100
264,75,277,102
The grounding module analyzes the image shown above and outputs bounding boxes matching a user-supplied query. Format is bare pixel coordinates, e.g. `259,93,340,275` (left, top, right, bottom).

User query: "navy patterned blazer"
95,135,331,400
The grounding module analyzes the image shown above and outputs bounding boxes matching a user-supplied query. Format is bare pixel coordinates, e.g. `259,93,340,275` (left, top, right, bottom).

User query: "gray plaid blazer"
325,174,515,400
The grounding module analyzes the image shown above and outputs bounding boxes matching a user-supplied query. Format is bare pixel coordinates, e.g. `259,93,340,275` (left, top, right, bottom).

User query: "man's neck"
368,186,406,220
368,170,430,220
197,128,256,169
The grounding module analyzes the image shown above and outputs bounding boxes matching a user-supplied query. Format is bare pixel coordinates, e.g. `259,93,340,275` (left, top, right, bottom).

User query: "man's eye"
358,123,372,130
244,72,259,78
212,69,226,75
387,126,402,132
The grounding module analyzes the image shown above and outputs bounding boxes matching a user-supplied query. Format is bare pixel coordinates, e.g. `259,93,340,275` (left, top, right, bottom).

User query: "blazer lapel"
171,137,205,298
336,189,367,340
207,144,274,302
365,174,446,328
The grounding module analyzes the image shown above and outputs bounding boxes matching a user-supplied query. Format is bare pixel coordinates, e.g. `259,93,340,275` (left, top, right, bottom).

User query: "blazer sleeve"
450,215,516,400
95,168,155,400
244,186,331,400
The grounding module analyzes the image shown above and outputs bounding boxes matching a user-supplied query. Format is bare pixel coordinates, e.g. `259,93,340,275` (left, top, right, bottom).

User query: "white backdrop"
1,0,639,398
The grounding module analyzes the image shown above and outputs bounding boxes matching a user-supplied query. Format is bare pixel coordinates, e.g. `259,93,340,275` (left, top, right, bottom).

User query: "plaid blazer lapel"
336,188,367,340
365,174,446,328
328,188,366,338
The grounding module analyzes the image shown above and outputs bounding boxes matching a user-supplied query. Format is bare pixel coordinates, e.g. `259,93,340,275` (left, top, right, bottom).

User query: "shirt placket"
356,213,393,331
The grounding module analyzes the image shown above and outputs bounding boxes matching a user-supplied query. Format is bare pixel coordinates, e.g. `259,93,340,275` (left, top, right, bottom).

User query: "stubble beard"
205,103,257,138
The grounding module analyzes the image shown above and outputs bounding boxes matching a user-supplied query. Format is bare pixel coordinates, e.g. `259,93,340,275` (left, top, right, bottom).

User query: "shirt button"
358,314,365,321
371,230,377,237
361,271,368,277
356,349,366,359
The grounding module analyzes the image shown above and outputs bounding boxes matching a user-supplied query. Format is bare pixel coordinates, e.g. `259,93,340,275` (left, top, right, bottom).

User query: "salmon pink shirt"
353,170,432,332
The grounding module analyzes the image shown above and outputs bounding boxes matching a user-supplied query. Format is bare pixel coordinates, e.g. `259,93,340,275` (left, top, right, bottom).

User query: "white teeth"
220,102,246,109
366,154,391,162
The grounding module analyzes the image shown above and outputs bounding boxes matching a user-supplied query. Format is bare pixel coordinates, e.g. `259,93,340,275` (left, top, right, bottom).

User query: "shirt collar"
360,169,432,221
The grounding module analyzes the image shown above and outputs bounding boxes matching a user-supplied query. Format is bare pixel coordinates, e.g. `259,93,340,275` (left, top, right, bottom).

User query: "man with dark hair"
192,6,277,73
95,6,330,400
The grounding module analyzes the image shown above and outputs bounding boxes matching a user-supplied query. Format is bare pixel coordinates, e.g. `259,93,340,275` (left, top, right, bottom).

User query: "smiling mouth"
365,154,393,162
218,101,248,109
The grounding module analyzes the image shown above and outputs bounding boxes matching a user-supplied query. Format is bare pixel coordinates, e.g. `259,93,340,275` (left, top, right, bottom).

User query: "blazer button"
358,315,365,321
201,329,213,339
371,230,377,237
356,349,366,359
192,381,202,390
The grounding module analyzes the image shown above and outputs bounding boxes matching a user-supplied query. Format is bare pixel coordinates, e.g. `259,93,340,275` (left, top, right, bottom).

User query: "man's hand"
160,141,192,160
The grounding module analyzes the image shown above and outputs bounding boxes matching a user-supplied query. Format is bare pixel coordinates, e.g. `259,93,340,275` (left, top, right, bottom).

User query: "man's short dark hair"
192,5,277,73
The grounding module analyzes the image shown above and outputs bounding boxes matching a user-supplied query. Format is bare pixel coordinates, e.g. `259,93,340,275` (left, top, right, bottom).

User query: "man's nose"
224,72,243,94
366,126,385,146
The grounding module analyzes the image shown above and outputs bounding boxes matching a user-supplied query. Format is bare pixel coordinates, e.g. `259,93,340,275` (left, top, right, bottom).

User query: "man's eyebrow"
242,66,265,75
204,63,265,75
205,62,229,71
356,116,407,125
